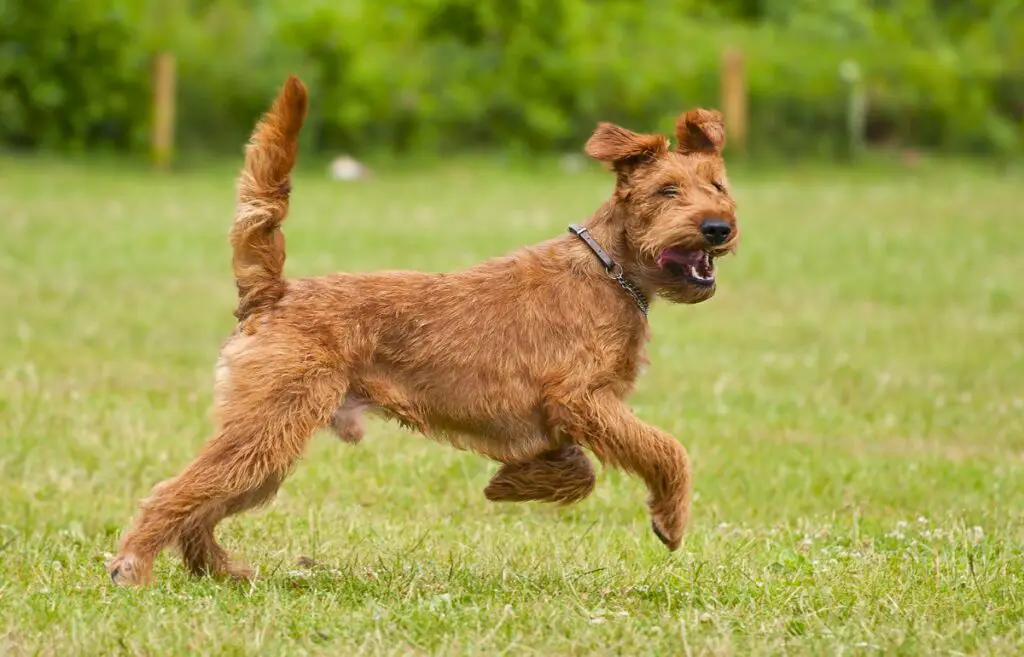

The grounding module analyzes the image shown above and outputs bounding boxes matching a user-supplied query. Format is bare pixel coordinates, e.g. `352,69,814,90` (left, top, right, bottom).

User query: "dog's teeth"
688,264,714,282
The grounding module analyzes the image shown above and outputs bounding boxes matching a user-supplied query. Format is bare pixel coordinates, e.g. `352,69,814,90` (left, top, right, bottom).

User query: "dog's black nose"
700,218,731,245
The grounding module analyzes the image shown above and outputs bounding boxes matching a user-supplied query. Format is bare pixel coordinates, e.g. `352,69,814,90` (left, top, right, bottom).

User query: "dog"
107,76,739,586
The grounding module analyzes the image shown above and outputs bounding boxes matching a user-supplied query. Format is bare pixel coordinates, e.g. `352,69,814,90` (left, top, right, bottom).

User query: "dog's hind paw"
107,553,150,587
220,562,256,582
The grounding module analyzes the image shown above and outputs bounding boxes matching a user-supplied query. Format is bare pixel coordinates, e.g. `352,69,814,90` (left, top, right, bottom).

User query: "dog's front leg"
484,445,596,505
550,393,692,550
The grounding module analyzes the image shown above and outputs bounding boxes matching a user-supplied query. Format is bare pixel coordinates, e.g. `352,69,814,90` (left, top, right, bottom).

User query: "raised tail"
231,75,308,323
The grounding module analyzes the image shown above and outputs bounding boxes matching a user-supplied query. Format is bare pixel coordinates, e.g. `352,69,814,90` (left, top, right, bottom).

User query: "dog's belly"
430,412,553,462
334,391,554,463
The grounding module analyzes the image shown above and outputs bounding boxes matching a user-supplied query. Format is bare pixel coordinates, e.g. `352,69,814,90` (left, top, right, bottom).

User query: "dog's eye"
658,185,678,197
711,180,726,194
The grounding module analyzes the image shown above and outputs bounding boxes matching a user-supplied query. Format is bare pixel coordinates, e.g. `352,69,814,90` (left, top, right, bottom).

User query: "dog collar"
567,223,649,316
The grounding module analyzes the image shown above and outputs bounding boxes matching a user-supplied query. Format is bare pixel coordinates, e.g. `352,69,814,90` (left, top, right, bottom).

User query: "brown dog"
107,76,739,586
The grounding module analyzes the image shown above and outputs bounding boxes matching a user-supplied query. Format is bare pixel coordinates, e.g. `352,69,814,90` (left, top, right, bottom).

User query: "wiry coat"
108,76,739,586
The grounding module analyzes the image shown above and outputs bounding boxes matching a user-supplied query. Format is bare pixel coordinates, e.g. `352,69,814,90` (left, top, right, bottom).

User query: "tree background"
1,0,1021,159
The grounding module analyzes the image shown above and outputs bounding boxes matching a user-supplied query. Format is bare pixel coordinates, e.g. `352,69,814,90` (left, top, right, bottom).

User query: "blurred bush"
0,0,1021,158
0,0,150,151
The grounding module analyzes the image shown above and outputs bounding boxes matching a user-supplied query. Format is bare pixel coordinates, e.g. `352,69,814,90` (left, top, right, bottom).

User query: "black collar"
568,223,649,316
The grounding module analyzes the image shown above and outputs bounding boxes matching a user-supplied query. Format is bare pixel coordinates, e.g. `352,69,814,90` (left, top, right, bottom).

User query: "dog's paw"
649,498,687,551
107,553,149,587
220,561,256,582
483,478,526,502
651,519,681,551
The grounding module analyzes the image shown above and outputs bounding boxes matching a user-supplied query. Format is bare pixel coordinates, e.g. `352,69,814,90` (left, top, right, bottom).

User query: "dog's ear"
675,109,725,155
585,123,669,168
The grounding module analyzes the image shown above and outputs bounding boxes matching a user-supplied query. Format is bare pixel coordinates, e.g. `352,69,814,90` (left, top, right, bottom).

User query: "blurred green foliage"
1,0,1021,157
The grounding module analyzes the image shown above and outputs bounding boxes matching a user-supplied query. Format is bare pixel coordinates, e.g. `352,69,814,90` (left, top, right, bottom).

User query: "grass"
1,152,1022,656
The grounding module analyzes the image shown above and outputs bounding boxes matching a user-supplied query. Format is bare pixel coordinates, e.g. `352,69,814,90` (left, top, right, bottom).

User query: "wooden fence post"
152,52,176,170
721,48,747,154
840,60,867,159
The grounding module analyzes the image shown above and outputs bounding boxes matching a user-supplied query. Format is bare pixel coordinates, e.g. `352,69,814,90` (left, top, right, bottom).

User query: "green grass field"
1,153,1022,655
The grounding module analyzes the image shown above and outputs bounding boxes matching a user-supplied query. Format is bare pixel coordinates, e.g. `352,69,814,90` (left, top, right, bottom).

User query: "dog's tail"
231,75,308,322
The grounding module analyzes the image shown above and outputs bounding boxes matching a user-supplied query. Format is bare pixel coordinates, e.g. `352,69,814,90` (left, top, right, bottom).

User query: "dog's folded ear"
585,123,669,167
675,109,725,155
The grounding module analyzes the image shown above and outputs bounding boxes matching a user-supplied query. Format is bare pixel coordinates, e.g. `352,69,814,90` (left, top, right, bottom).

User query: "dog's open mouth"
657,248,715,286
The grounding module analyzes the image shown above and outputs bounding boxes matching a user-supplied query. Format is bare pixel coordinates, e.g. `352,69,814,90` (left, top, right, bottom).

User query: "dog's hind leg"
484,445,596,505
107,359,341,586
176,473,284,580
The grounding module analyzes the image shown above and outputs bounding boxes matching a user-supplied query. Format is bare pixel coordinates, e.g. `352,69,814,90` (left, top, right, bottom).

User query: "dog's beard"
655,278,716,304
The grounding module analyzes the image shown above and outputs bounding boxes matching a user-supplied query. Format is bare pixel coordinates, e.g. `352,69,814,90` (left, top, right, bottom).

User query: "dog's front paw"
649,499,688,551
651,519,679,550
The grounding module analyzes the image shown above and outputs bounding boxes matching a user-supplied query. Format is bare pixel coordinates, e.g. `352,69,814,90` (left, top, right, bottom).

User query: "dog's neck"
578,200,649,290
568,199,654,317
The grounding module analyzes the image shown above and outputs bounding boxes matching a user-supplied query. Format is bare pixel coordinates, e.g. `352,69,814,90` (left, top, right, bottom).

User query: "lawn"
1,153,1022,655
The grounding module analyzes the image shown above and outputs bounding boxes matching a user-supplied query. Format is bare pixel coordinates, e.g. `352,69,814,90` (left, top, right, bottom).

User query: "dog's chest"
606,331,651,397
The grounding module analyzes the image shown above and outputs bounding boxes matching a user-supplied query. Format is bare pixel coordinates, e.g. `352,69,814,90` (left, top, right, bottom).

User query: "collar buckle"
567,223,649,317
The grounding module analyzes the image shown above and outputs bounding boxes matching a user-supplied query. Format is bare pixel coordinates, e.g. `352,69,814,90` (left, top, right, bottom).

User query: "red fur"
107,76,740,586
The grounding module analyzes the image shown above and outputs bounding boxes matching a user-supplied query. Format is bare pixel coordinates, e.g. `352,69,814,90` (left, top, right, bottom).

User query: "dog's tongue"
657,248,702,269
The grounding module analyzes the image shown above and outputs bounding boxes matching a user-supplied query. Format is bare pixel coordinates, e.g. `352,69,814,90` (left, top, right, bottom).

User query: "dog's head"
585,109,738,305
